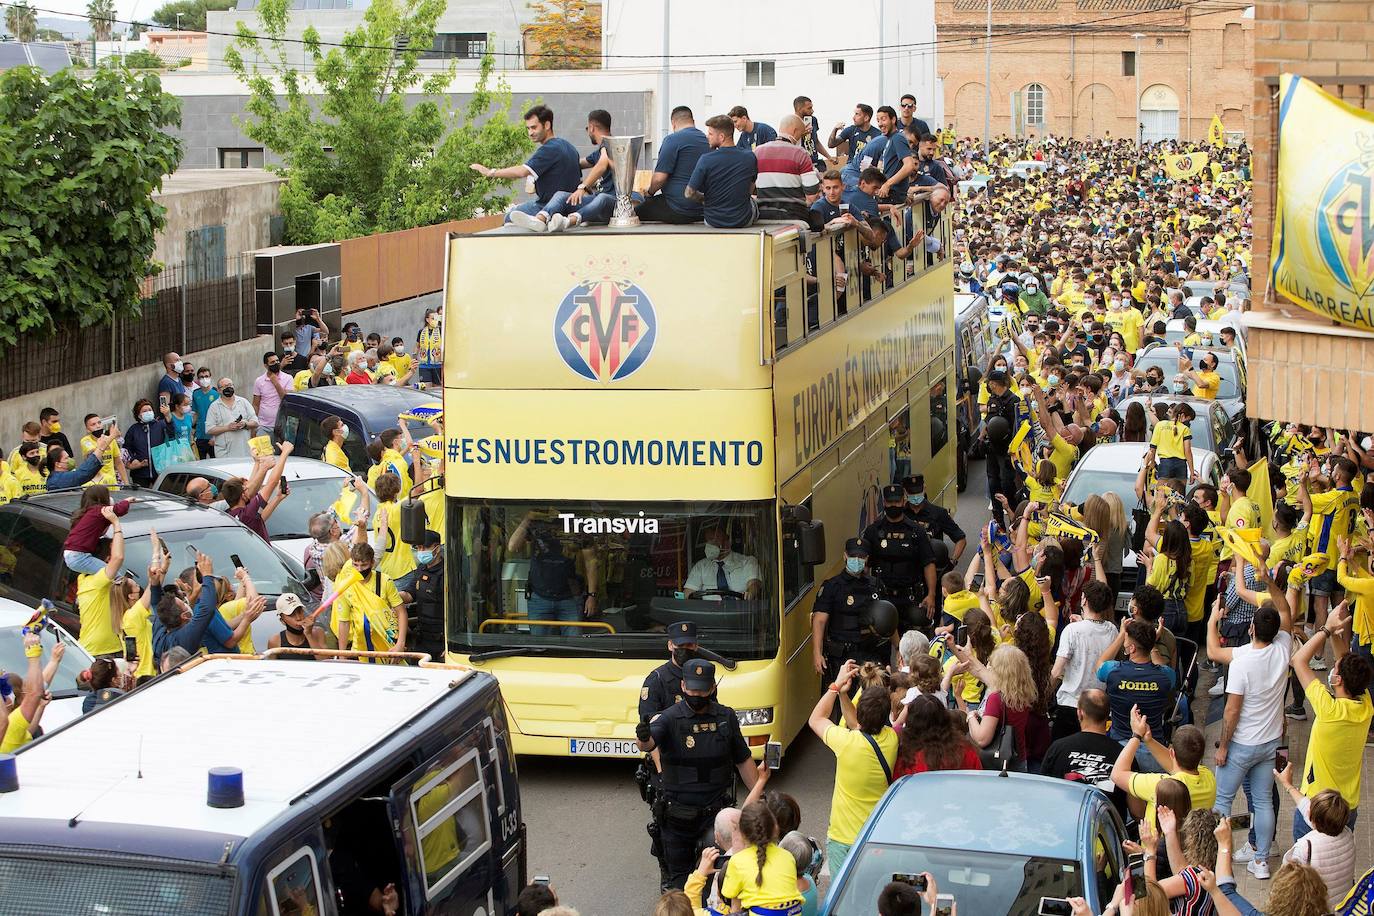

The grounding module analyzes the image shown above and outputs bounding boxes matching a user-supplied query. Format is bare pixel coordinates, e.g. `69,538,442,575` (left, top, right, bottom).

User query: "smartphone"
1039,898,1073,916
99,415,117,433
892,873,928,892
279,476,290,496
934,893,955,916
1275,745,1289,771
764,741,782,772
123,635,138,662
158,393,169,407
1230,812,1252,831
1127,855,1146,900
230,554,244,571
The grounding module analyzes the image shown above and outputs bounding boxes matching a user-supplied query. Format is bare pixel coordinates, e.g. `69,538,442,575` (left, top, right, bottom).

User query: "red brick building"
935,0,1254,142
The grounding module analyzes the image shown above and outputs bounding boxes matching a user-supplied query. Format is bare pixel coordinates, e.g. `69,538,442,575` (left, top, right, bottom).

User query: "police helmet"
866,599,899,638
965,365,983,389
986,415,1013,447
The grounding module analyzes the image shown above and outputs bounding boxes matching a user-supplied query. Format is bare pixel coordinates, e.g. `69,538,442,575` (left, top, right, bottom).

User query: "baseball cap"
276,594,305,615
666,621,698,646
682,658,716,691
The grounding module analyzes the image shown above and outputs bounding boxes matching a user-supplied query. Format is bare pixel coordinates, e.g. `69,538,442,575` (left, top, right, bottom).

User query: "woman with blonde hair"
1082,492,1129,598
651,890,695,916
1156,807,1221,915
1215,815,1330,916
962,643,1038,771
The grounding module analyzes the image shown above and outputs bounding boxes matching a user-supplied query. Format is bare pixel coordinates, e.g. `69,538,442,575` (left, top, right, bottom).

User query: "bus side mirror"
400,499,428,546
798,520,825,566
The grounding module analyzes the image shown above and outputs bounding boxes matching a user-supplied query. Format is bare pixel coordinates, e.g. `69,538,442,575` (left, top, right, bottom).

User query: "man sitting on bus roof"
685,115,759,230
682,525,762,600
754,114,822,226
635,106,708,225
470,104,581,234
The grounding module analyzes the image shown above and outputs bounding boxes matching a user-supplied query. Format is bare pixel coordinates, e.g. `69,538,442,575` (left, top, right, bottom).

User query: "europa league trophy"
604,134,644,228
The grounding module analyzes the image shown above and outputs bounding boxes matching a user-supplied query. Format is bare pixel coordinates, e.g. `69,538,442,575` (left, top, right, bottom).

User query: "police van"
0,652,525,915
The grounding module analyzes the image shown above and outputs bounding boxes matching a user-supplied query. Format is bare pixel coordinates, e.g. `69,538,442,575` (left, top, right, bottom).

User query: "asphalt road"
518,462,992,915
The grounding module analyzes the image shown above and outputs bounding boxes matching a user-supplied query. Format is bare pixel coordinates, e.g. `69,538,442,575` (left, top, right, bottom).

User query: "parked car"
0,490,309,649
957,173,992,196
0,597,92,732
274,386,436,475
1114,394,1236,456
1133,344,1246,422
153,457,374,567
1007,159,1050,179
1060,441,1220,613
821,771,1128,916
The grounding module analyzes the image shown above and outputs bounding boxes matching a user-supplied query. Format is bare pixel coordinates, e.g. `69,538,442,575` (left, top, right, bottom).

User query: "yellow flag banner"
1271,74,1374,332
1215,526,1265,570
1246,458,1275,539
1163,152,1208,180
1208,114,1226,148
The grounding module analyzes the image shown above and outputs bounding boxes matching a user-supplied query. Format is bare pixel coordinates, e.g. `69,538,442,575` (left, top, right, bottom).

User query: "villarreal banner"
1271,73,1374,332
1163,152,1208,180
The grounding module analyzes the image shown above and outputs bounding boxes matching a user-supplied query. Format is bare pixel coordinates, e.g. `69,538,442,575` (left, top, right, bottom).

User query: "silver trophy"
604,134,643,228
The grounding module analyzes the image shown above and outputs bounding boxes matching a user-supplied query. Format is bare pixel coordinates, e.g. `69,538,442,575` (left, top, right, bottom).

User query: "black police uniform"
812,546,887,686
861,486,937,631
984,383,1021,525
902,478,967,574
410,561,445,659
637,622,696,887
647,660,750,891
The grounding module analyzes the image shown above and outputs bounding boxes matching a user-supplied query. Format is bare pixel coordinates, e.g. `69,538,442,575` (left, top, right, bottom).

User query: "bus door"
390,717,518,915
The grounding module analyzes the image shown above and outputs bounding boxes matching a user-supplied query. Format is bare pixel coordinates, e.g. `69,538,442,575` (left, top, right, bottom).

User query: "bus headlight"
735,707,774,727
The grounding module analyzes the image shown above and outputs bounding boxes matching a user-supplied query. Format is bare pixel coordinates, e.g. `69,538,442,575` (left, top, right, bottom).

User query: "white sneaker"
1309,655,1328,671
1231,841,1255,863
546,213,569,233
508,210,547,232
1247,859,1271,880
1209,677,1227,697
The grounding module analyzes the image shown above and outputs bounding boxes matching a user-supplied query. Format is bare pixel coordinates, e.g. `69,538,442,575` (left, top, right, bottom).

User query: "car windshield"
830,843,1083,916
1136,352,1240,399
448,499,780,660
1062,464,1143,512
121,528,308,600
0,623,89,699
263,476,362,540
0,853,235,914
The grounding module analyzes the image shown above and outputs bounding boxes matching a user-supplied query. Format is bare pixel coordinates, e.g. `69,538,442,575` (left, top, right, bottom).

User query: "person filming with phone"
222,442,294,541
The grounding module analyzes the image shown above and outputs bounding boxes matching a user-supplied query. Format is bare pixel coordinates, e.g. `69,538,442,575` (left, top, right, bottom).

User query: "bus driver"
682,524,762,600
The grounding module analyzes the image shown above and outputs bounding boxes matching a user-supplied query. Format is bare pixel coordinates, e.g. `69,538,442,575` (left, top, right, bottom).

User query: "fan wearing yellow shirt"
937,571,982,634
370,472,417,586
212,569,261,654
720,802,802,912
1025,382,1083,481
120,530,169,681
1217,467,1260,562
11,441,48,496
320,415,352,472
333,543,408,660
0,462,19,507
1179,352,1222,401
1111,712,1216,827
0,633,59,754
383,338,415,385
1299,458,1360,632
1149,407,1195,483
366,432,414,497
80,414,125,487
77,515,126,658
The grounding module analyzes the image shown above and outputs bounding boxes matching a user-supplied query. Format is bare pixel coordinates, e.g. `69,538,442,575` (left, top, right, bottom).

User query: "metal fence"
0,253,257,402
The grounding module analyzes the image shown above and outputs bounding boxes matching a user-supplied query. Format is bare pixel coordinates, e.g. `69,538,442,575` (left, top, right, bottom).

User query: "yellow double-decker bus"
440,207,955,758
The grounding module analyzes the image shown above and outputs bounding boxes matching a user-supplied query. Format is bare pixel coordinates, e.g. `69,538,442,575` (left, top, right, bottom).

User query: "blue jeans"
542,189,617,225
1163,599,1188,637
1213,736,1280,859
1156,457,1188,481
504,198,546,223
1120,737,1167,774
528,593,580,637
1218,880,1262,916
1293,799,1358,841
64,550,107,575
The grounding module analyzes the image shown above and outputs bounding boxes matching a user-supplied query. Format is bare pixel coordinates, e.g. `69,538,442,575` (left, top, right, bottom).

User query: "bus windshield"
448,499,779,660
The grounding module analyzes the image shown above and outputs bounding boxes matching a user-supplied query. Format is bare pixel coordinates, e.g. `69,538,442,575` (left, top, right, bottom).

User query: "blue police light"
207,767,244,808
0,754,17,793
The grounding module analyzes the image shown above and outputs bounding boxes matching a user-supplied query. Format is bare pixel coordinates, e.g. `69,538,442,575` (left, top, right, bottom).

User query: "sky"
15,0,174,30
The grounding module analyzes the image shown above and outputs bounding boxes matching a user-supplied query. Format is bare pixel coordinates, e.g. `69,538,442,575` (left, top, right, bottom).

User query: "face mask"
207,484,219,499
22,452,40,466
884,506,905,521
339,424,349,439
180,371,194,383
394,345,405,355
323,363,335,377
703,543,722,561
221,387,235,398
173,360,185,373
47,421,60,433
282,620,305,635
1047,374,1060,387
685,694,712,712
908,493,925,507
1328,669,1339,692
414,549,435,565
1112,359,1125,372
267,362,280,373
1172,382,1188,394
671,647,696,667
845,556,865,575
139,410,155,423
282,344,295,354
197,377,211,389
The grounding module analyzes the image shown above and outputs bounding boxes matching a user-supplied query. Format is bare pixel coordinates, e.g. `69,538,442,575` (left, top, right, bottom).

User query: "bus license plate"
1115,594,1133,615
569,738,639,757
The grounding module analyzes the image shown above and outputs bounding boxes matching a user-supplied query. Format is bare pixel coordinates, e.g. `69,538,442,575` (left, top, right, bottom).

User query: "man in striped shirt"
753,114,820,224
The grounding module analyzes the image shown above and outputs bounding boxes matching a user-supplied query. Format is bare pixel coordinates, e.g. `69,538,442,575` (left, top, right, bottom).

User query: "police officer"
983,369,1021,527
861,485,937,631
403,529,444,659
637,621,697,886
810,538,894,686
902,473,968,573
635,658,757,891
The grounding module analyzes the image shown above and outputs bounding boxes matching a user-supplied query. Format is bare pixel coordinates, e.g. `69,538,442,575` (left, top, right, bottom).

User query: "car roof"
5,488,243,537
2,656,477,843
1137,344,1237,364
155,456,351,483
1115,394,1220,412
1073,441,1217,474
283,385,434,419
868,772,1095,860
0,596,51,626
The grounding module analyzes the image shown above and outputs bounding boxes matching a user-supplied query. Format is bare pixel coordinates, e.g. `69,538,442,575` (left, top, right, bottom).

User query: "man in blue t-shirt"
793,95,830,170
873,105,915,206
685,115,758,229
898,92,932,138
829,104,881,190
471,104,582,232
728,105,777,151
636,106,709,224
547,108,621,231
1096,618,1178,773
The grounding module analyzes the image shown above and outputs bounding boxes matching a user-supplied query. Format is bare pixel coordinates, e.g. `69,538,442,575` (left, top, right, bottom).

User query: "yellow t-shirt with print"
1302,678,1373,804
0,466,19,506
216,597,256,654
721,843,802,909
386,353,414,380
12,462,46,497
121,604,156,679
1130,767,1216,830
1027,478,1059,506
1220,496,1261,561
1187,537,1220,622
1150,419,1191,462
80,433,118,487
334,564,403,659
1192,370,1221,400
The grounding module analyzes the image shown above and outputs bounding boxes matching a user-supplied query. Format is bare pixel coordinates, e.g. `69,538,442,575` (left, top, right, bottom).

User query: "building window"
1155,37,1164,47
745,60,775,87
1025,82,1046,126
1122,50,1136,77
424,31,487,60
218,148,264,169
829,58,844,75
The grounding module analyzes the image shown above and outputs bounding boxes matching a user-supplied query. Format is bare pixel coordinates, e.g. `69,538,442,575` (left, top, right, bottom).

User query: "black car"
0,489,309,645
274,386,437,474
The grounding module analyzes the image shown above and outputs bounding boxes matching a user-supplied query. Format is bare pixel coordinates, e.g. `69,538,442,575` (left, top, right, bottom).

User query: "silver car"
1133,344,1246,423
0,597,92,732
1113,395,1236,456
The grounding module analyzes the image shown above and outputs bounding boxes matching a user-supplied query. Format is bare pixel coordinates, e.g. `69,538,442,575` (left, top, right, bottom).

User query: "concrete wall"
153,170,284,265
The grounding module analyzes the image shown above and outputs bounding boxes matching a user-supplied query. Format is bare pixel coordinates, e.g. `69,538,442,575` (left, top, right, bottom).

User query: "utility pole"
1133,32,1143,145
983,0,992,153
176,12,182,31
660,0,670,142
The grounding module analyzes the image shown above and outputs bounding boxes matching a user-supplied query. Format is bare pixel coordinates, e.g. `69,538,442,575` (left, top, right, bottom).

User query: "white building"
602,0,940,149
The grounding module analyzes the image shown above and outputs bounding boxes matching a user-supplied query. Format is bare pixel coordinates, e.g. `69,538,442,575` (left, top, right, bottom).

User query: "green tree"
88,0,116,42
4,0,38,42
225,0,531,244
120,48,187,68
148,0,235,33
0,66,183,345
525,0,599,70
36,28,66,42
